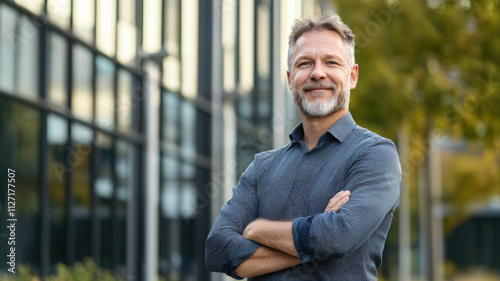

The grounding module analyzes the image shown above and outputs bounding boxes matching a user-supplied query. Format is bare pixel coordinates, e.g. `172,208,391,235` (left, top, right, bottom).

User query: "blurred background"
0,0,499,280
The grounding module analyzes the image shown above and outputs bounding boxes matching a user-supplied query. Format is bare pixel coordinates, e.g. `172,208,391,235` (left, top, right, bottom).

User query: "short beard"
292,81,350,118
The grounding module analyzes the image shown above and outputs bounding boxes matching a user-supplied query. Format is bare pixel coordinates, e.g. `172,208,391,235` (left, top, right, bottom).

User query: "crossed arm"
206,141,401,279
234,190,350,278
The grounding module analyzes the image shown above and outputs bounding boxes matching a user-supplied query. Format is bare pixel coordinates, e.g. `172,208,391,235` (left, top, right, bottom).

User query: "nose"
309,63,326,80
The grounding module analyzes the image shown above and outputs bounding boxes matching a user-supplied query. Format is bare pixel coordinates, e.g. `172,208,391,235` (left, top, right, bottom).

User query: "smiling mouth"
305,88,331,91
304,88,333,95
301,82,337,93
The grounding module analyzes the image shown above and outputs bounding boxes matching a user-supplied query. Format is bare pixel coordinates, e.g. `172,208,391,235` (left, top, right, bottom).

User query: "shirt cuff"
292,215,316,263
223,260,244,280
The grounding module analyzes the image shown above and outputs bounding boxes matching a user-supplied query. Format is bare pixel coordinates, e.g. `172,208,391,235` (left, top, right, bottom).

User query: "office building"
0,0,321,280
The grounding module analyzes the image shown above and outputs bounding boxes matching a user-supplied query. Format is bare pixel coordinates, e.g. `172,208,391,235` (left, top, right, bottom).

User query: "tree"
333,0,500,280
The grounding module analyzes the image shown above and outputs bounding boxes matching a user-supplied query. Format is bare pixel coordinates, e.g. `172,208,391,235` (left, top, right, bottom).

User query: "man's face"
287,30,358,118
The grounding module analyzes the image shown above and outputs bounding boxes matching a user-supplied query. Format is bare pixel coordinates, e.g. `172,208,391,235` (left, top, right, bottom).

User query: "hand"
243,218,266,240
324,190,350,213
243,218,298,257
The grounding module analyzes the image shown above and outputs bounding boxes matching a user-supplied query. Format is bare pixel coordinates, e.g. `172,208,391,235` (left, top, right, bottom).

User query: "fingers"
324,192,349,213
324,190,350,213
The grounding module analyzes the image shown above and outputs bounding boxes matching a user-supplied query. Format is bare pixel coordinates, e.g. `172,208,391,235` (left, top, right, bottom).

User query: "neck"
301,108,348,150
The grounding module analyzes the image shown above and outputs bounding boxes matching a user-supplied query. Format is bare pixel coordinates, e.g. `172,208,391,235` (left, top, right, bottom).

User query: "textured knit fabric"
205,112,402,280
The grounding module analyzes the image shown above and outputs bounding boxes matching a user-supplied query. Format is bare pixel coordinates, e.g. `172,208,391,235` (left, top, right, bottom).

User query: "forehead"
293,29,347,60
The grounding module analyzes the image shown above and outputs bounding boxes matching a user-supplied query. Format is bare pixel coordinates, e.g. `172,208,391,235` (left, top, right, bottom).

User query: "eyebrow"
293,53,346,65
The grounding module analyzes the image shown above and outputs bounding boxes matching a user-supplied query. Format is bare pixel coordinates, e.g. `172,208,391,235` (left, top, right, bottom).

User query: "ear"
350,64,359,89
287,71,292,90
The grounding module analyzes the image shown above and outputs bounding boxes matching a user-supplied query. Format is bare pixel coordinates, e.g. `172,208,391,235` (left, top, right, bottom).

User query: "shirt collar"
288,123,304,145
326,111,356,143
288,111,356,145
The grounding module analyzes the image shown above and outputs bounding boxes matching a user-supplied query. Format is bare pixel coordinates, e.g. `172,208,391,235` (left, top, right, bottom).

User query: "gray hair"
287,11,356,71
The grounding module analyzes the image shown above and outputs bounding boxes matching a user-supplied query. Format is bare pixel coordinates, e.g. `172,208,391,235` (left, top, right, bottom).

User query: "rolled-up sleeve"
205,156,262,278
292,139,402,262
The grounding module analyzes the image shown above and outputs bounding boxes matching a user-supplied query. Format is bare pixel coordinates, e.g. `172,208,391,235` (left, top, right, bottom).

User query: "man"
206,11,402,280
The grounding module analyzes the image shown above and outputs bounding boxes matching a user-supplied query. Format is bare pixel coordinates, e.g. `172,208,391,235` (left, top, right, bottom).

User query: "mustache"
301,82,337,92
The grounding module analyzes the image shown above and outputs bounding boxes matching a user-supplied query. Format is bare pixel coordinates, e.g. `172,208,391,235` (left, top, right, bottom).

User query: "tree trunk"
419,116,444,281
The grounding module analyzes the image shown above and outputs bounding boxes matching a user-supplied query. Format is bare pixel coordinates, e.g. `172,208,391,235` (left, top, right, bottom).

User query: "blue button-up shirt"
206,112,402,280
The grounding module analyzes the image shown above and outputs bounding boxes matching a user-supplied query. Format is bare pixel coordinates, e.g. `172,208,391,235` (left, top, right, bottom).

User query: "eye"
297,61,310,67
327,61,338,66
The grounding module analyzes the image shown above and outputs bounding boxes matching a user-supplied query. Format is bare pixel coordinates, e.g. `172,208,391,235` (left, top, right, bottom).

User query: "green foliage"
332,1,500,278
48,259,121,281
0,259,181,281
335,0,500,143
1,259,124,281
441,147,500,234
336,0,500,249
445,261,500,281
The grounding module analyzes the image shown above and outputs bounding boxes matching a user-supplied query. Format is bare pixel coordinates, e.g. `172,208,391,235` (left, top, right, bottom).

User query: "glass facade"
0,5,38,98
0,0,319,280
0,100,41,272
0,0,144,278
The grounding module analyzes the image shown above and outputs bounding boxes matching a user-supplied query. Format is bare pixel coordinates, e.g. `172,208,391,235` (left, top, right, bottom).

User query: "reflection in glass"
116,141,132,203
158,157,198,279
180,162,197,220
47,0,71,29
239,0,255,95
159,154,181,279
14,0,44,14
117,0,137,65
96,0,116,57
238,92,252,121
119,0,135,25
162,57,181,92
96,56,116,130
164,0,179,56
117,21,137,65
142,0,162,53
0,100,41,272
48,32,67,107
0,5,16,93
222,0,236,93
0,7,38,98
71,123,93,262
73,0,95,43
236,0,255,122
47,114,68,266
116,140,133,269
117,70,133,133
179,161,197,278
180,183,197,219
95,133,113,199
181,100,196,152
72,44,93,121
256,2,271,122
95,132,113,269
257,2,270,81
18,16,39,98
162,0,180,91
161,155,179,218
162,91,179,144
180,161,196,182
180,0,198,99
